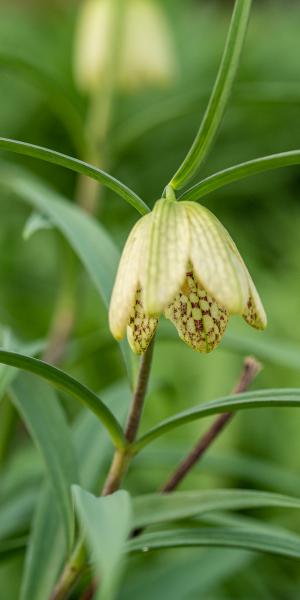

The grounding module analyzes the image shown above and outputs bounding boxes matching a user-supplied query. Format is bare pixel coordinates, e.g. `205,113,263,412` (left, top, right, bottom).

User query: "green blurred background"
1,0,300,598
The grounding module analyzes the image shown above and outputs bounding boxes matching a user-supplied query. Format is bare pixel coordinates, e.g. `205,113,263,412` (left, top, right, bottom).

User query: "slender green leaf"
0,350,126,450
170,0,252,189
133,489,300,529
199,509,288,532
20,381,130,600
10,373,78,549
23,212,53,240
0,328,44,401
73,487,132,600
0,162,119,306
179,150,300,202
20,487,65,600
0,164,133,377
132,388,300,453
0,138,149,214
128,526,300,560
73,381,130,492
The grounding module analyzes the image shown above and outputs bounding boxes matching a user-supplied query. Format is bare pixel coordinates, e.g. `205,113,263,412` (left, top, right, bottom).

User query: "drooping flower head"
109,197,267,354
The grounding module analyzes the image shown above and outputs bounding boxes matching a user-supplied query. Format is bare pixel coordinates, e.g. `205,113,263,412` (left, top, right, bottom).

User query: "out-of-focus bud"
120,0,176,90
74,0,176,94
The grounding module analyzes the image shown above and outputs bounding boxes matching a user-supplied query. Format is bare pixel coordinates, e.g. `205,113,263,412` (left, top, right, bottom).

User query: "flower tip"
243,281,267,331
108,302,127,342
257,311,267,331
259,307,267,330
108,320,125,343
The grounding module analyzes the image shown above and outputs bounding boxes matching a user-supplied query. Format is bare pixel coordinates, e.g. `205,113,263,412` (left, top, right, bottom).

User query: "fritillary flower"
109,196,267,354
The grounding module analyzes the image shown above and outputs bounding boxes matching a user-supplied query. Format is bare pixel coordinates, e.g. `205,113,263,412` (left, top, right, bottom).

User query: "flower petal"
165,269,228,353
141,198,189,315
109,215,150,340
243,277,267,330
127,288,158,354
185,202,249,314
215,218,267,330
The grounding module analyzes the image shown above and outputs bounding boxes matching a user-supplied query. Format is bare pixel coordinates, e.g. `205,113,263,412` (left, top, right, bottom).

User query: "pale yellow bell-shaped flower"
109,197,267,354
74,0,176,93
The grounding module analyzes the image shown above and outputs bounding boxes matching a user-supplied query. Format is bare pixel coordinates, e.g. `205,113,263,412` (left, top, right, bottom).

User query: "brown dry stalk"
161,356,262,492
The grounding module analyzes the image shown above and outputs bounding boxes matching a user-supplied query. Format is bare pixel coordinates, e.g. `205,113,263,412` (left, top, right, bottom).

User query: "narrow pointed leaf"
132,388,300,453
128,526,300,560
179,150,300,202
0,330,44,402
10,373,78,549
20,381,130,600
132,489,300,529
170,0,252,189
20,487,65,600
23,212,53,240
0,164,133,378
0,350,126,450
0,164,119,306
0,138,149,214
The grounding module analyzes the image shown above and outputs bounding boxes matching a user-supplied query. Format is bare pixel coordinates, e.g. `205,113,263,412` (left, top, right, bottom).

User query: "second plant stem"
51,338,155,600
162,356,261,492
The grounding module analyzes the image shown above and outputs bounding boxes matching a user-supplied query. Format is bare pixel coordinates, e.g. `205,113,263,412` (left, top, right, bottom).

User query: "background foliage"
0,0,300,598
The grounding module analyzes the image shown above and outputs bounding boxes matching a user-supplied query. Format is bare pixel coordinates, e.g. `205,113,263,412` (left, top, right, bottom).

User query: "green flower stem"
178,150,300,202
51,339,155,600
124,337,155,445
169,0,252,190
164,184,177,202
78,0,125,215
42,0,125,361
161,357,261,492
50,541,87,600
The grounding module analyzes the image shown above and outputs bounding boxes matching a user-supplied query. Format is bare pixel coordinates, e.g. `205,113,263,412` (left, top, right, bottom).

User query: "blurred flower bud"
74,0,176,94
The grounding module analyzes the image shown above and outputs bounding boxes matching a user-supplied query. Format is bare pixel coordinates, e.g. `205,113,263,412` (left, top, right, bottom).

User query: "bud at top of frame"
73,0,176,94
